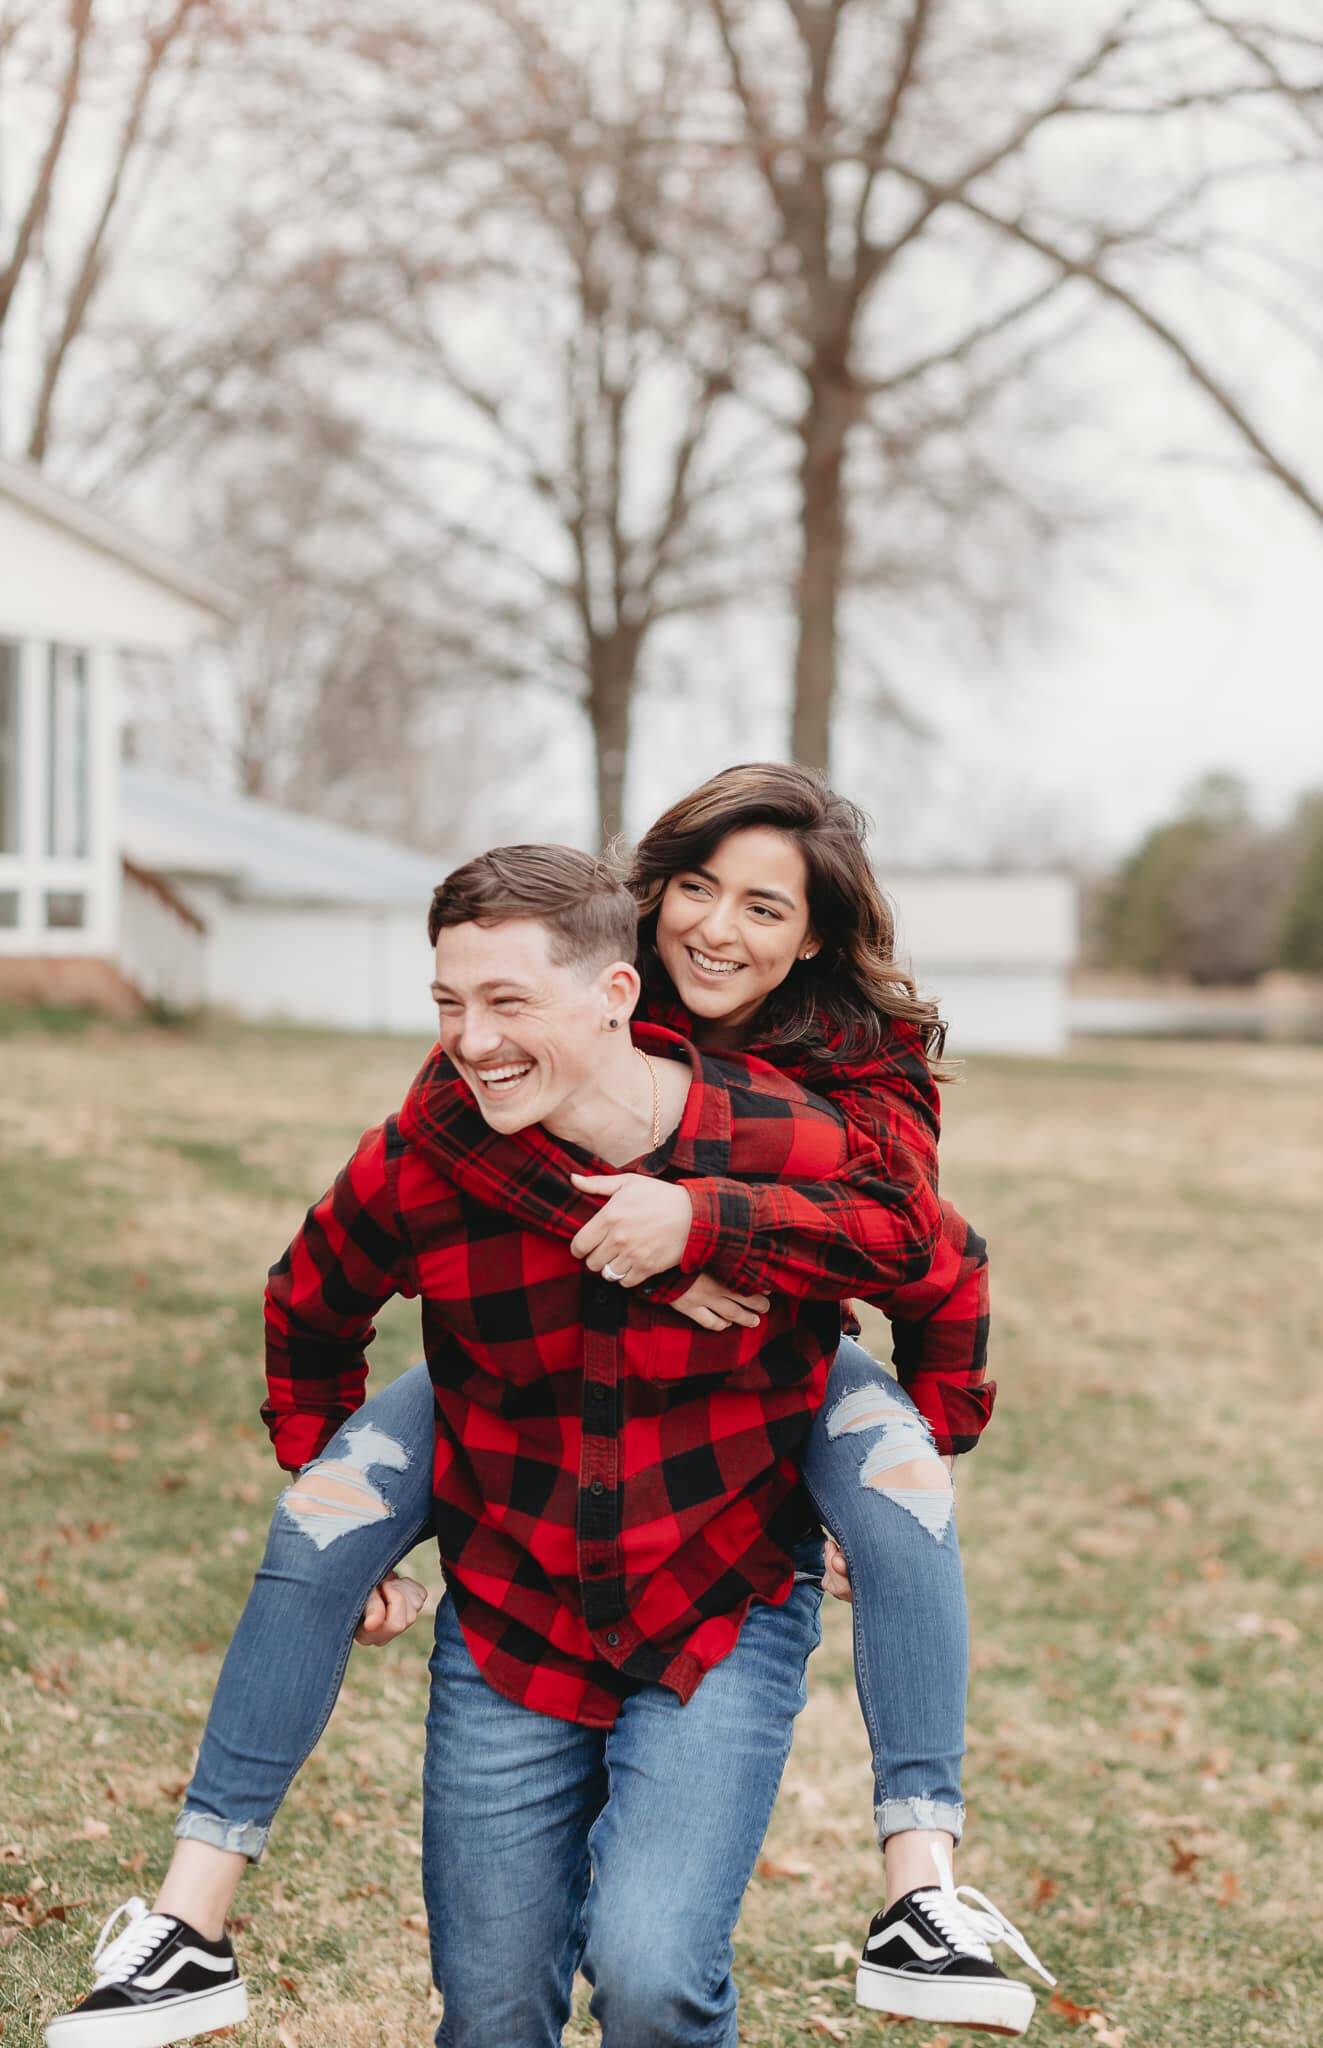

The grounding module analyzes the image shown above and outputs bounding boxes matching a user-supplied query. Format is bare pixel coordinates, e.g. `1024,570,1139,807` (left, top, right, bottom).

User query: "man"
44,839,953,2048
262,843,936,2046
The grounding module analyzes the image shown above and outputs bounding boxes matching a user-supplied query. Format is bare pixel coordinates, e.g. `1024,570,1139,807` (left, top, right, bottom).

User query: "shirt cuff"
679,1178,757,1281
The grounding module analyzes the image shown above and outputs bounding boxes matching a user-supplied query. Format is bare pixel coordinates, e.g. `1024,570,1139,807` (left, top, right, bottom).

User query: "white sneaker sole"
856,1962,1035,2036
44,1979,248,2048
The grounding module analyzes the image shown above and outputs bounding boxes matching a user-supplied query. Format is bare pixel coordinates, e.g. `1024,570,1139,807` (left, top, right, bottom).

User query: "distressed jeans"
422,1573,821,2047
177,1337,966,1861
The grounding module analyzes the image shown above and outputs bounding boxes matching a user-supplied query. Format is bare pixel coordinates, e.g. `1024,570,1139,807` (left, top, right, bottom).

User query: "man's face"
431,918,619,1135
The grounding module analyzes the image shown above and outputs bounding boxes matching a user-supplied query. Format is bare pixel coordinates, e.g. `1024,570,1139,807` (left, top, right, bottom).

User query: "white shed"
887,871,1077,1056
120,765,443,1033
0,460,236,1005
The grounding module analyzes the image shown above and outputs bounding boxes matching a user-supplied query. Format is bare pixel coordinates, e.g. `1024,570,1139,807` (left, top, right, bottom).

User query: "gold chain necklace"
635,1047,662,1150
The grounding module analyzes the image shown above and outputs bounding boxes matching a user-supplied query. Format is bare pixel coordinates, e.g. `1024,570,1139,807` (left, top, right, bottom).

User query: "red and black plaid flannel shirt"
263,1025,944,1726
637,996,994,1456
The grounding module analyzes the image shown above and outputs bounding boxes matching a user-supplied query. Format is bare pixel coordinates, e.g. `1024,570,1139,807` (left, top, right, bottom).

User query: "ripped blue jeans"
177,1337,966,1861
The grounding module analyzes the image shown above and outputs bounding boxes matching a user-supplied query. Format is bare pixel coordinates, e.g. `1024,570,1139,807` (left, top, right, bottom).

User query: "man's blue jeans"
422,1575,822,2048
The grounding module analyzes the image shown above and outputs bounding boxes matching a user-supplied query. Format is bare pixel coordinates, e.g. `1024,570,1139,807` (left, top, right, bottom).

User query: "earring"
608,1017,621,1030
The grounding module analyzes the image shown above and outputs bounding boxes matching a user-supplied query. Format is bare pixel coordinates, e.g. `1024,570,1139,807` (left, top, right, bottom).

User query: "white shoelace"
89,1898,179,1988
918,1843,1056,1988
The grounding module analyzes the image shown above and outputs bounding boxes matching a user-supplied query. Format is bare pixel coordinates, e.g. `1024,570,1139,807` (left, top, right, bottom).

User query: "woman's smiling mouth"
686,948,744,979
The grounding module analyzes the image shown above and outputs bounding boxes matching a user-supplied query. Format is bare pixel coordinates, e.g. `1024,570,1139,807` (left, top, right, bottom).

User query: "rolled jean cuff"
174,1808,271,1863
876,1796,966,1847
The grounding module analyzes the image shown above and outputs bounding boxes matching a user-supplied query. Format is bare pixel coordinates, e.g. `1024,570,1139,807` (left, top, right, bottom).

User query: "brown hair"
428,844,638,973
627,763,948,1071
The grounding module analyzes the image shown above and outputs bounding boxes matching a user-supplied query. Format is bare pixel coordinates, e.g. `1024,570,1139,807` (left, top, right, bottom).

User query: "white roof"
0,460,239,623
121,765,444,909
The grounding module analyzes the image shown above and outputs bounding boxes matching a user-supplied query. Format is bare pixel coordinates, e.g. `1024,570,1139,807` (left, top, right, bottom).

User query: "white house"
0,459,237,1009
0,460,1076,1050
887,871,1077,1056
120,764,443,1032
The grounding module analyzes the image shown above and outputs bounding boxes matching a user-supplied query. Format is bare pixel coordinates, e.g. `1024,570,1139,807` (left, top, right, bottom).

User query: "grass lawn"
1,1018,1320,2048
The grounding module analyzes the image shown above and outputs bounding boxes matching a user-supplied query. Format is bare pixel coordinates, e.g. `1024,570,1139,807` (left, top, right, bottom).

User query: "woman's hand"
569,1173,693,1283
669,1272,771,1331
354,1570,428,1647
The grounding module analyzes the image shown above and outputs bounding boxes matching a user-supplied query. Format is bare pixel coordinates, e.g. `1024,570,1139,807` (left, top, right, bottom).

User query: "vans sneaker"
856,1843,1054,2036
45,1897,248,2048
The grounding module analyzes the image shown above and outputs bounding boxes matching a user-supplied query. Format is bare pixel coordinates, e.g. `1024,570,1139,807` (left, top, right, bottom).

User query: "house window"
47,644,90,859
0,890,18,928
45,890,86,930
0,642,18,854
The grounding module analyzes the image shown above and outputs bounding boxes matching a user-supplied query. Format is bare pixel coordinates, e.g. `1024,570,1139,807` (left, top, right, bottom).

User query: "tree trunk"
588,626,642,851
790,375,852,773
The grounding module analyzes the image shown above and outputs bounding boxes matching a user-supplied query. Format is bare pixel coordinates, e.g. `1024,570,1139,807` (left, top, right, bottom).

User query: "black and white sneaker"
45,1897,248,2048
856,1843,1054,2036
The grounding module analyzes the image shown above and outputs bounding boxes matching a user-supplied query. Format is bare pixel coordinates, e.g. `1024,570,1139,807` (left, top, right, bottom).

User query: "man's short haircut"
428,844,638,973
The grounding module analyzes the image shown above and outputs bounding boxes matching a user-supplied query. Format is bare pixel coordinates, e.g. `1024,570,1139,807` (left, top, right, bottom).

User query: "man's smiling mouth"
472,1061,535,1095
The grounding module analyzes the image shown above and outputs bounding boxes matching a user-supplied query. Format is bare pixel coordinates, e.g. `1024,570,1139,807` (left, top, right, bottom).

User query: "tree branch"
0,0,93,330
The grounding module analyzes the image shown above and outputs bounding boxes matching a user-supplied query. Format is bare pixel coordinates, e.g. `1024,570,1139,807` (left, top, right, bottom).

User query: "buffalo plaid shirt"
638,994,994,1456
263,1025,954,1725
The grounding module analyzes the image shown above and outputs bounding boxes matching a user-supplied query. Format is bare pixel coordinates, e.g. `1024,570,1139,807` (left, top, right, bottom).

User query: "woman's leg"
798,1335,967,1898
160,1361,439,1931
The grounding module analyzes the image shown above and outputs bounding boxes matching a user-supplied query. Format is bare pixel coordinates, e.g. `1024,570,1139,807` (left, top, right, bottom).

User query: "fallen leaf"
1168,1836,1200,1881
330,1809,359,1832
755,1853,817,1882
1088,2023,1127,2048
1047,1992,1102,2025
0,1893,81,1929
810,2020,848,2041
1030,1873,1058,1907
811,1940,857,1972
74,1819,111,1841
1217,1870,1242,1906
401,1912,429,1935
277,2028,300,2048
0,1847,22,1863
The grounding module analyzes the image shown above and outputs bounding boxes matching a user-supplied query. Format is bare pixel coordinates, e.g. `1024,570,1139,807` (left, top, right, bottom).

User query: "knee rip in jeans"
280,1422,410,1551
826,1382,953,1540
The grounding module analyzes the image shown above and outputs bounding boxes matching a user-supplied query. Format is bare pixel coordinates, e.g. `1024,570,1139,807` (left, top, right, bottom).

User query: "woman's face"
654,825,818,1042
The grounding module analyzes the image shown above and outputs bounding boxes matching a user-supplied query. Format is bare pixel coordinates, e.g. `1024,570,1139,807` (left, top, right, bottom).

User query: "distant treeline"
1094,774,1323,985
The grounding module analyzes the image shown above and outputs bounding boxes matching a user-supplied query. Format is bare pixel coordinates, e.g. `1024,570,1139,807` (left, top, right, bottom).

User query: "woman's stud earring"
608,1017,621,1030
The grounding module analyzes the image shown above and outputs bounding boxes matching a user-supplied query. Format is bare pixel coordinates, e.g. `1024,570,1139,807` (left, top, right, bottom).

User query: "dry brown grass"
1,1020,1320,2048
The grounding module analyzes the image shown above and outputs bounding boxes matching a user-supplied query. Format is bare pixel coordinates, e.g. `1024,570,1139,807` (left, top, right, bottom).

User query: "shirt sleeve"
885,1201,994,1456
679,1109,942,1302
261,1121,415,1472
682,1052,995,1456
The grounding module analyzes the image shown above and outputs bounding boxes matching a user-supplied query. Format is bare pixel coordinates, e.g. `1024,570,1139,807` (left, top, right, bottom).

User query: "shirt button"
590,1479,606,1496
587,1560,606,1576
605,1631,620,1647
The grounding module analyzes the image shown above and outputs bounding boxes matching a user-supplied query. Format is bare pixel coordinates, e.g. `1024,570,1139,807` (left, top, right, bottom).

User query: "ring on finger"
602,1259,628,1283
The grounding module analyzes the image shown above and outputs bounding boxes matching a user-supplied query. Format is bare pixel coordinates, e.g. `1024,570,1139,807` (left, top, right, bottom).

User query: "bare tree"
0,0,241,459
15,0,1323,851
698,0,1323,770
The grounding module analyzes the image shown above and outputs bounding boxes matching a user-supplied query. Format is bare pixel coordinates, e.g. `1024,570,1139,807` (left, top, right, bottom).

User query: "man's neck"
545,1039,690,1167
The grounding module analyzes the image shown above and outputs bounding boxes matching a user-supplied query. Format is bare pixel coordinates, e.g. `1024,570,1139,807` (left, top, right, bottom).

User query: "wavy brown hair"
626,762,949,1073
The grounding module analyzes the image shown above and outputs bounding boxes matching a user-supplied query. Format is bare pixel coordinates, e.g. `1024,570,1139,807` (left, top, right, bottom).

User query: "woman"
48,765,1051,2048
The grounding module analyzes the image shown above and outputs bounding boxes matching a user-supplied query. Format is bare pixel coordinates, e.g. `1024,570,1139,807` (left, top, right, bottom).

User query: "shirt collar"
399,1021,734,1194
